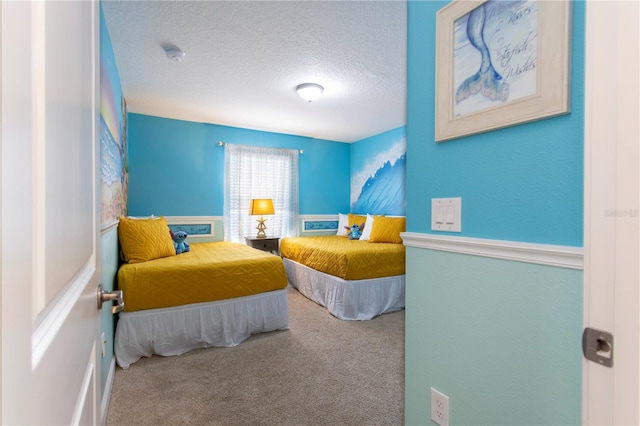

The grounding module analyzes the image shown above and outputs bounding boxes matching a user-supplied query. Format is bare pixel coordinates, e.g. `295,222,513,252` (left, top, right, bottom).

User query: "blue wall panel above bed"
128,115,216,216
127,113,351,217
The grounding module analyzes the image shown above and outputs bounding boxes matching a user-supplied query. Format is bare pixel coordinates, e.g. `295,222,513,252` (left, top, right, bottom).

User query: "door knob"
97,283,124,314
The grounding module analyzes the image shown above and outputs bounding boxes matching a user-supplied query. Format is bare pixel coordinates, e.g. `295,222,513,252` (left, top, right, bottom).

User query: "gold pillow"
118,216,176,264
369,216,406,244
347,213,367,227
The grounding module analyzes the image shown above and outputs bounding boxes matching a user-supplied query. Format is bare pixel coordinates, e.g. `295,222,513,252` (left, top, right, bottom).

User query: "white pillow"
336,213,349,236
126,215,157,220
360,214,375,241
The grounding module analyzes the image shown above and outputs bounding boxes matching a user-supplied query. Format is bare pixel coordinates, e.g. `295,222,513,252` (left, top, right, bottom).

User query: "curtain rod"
218,141,303,154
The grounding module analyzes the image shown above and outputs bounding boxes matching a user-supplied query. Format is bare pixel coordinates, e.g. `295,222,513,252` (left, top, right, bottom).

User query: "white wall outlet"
430,387,449,426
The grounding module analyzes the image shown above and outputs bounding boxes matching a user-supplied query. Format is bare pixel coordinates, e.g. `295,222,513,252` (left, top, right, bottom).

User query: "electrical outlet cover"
430,387,449,426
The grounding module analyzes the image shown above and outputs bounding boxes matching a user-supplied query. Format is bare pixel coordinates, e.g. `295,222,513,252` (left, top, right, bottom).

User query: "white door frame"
583,1,639,424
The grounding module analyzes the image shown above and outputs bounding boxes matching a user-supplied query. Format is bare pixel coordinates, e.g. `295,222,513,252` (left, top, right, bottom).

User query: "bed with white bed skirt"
114,241,289,369
115,289,289,368
279,235,406,320
282,258,405,320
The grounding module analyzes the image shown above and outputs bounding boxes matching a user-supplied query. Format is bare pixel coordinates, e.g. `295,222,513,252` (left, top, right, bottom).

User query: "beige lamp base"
255,217,268,238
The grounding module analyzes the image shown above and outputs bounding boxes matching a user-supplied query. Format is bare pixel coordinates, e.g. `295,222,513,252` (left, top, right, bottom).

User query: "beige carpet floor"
106,286,405,426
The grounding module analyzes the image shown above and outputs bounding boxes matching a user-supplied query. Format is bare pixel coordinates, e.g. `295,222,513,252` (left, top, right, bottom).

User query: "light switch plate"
431,198,461,232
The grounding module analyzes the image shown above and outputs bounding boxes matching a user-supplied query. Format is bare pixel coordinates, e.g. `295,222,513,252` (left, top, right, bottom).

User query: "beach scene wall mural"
351,128,406,216
100,31,128,227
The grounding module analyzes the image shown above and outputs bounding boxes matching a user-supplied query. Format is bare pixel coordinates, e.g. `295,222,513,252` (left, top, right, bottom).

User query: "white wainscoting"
401,232,583,270
101,220,119,235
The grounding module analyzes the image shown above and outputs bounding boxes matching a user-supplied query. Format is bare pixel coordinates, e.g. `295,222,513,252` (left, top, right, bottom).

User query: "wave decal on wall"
351,153,406,216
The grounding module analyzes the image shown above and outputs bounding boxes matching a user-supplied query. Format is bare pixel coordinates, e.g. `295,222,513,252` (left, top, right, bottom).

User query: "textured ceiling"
101,1,407,143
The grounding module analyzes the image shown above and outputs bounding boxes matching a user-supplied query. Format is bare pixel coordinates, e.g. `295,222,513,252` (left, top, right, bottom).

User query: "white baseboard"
101,357,116,426
401,232,583,270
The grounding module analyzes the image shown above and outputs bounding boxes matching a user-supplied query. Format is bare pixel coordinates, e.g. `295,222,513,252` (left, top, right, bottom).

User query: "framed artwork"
165,216,217,238
303,220,339,232
299,215,340,233
435,0,572,141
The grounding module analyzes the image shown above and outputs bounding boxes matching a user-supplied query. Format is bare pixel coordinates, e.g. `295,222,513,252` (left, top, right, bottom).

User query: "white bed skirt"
114,289,289,369
283,258,405,320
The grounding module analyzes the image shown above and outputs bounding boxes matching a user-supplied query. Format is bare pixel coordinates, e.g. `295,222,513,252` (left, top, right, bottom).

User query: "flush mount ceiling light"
296,83,324,102
164,47,185,62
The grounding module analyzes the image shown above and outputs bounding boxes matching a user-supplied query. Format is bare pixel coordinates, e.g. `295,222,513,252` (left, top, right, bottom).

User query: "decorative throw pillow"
359,214,376,241
347,213,366,226
118,216,176,264
336,213,349,236
370,216,406,244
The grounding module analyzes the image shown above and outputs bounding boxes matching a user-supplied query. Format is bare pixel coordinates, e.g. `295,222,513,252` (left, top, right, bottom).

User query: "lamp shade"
249,199,275,216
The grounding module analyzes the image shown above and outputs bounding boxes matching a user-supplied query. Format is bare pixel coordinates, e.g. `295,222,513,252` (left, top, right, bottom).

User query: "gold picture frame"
435,0,572,142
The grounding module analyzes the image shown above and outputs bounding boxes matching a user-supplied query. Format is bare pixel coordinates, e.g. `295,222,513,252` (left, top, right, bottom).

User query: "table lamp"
249,198,275,238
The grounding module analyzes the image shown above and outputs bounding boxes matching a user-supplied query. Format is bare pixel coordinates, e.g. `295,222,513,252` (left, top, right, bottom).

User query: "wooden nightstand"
244,236,280,254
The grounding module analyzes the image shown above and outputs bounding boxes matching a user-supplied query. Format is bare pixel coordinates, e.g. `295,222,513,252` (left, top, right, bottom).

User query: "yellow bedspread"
117,242,288,312
280,236,405,280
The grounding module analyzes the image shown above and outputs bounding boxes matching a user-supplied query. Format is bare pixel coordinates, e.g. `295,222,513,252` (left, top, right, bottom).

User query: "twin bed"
280,235,405,320
115,241,289,368
114,215,405,368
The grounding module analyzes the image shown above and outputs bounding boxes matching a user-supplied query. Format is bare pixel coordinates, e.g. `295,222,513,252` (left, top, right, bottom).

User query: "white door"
583,1,639,424
1,1,104,424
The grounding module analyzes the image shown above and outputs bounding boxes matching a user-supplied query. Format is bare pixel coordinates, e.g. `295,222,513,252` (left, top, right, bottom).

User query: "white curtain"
224,144,299,242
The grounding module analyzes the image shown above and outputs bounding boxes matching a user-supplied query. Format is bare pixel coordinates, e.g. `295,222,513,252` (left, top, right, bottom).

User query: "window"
224,144,299,242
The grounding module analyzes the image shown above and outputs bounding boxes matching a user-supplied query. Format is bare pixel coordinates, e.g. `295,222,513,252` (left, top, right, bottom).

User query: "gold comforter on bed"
279,235,405,280
117,242,288,312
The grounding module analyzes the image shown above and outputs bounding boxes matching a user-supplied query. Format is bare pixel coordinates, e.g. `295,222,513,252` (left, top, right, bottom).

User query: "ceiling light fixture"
296,83,324,102
165,47,185,62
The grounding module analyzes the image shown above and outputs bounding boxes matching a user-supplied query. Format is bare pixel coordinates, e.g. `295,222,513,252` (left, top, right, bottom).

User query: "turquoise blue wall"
127,113,351,218
405,1,585,424
406,1,584,247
